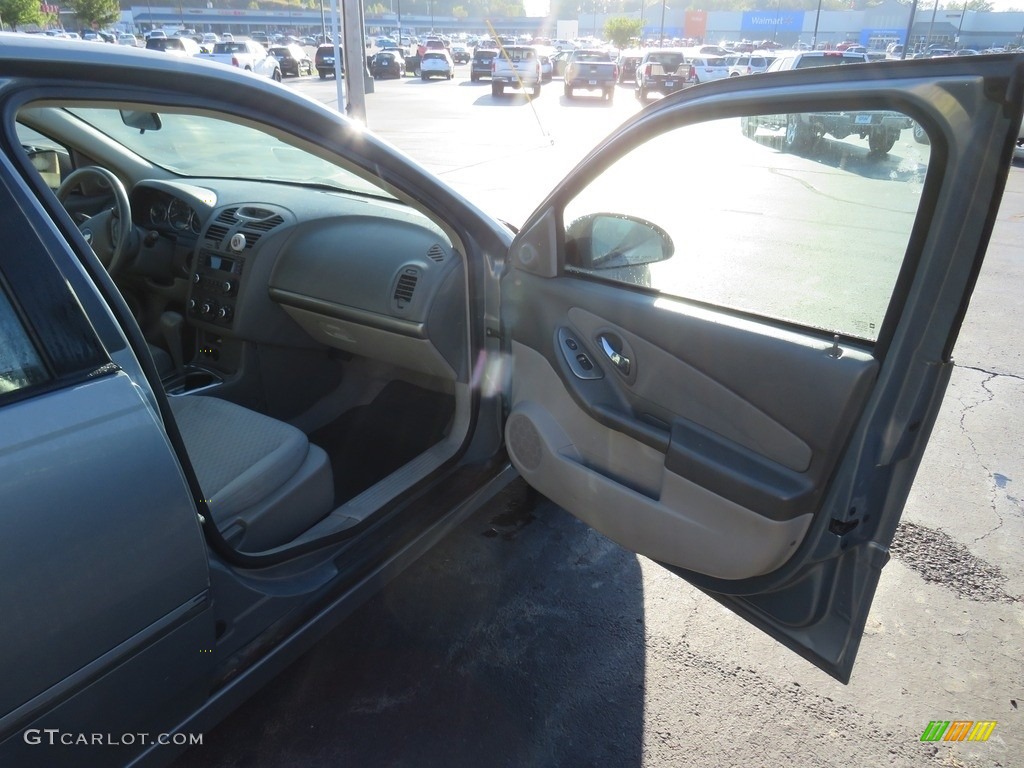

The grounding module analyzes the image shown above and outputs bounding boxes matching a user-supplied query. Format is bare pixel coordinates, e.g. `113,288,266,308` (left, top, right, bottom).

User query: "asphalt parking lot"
173,69,1023,767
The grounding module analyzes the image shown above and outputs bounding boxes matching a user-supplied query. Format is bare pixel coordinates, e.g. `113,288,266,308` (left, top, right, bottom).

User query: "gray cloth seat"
169,394,334,552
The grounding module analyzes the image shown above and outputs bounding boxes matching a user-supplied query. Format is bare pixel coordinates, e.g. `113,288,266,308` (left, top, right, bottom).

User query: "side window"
0,286,49,396
562,110,930,342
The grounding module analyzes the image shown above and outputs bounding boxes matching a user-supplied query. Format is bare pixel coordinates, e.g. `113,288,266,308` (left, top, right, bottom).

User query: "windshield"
62,107,395,199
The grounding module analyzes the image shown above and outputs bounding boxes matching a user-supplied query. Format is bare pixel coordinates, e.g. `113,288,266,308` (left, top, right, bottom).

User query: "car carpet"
309,380,454,505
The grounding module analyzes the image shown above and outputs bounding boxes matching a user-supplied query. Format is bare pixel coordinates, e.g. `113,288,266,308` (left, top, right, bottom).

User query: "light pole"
925,0,939,51
658,0,666,45
900,0,918,59
954,0,967,48
396,0,401,47
811,0,823,50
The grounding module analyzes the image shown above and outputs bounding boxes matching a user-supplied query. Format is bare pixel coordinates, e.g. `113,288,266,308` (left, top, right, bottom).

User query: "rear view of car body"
315,44,342,79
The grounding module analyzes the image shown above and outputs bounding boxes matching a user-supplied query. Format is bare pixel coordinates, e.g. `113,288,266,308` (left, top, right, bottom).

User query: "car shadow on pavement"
172,478,646,768
472,94,542,107
558,96,617,108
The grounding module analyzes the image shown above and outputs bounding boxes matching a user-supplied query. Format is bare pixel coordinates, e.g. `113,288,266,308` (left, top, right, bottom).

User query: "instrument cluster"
142,191,202,236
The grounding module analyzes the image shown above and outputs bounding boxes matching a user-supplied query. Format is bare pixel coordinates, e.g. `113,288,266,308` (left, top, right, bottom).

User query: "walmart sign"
741,11,805,32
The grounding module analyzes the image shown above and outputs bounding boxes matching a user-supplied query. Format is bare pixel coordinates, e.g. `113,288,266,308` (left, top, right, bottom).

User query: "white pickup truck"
204,40,282,81
491,45,542,98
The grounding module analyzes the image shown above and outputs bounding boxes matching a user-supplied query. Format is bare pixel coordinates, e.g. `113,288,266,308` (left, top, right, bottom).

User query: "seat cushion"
168,395,308,519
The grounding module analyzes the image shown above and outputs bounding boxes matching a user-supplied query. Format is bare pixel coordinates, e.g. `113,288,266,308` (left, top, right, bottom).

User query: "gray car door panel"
0,375,214,752
504,273,879,525
0,157,213,757
503,56,1024,681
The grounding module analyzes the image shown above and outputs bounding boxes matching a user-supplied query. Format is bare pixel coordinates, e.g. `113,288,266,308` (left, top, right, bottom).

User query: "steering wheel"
56,166,133,275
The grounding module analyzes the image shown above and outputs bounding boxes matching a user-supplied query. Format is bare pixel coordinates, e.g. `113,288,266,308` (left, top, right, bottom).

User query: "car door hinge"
486,326,501,339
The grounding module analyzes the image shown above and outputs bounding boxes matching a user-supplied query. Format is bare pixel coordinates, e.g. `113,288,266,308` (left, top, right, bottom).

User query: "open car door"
501,56,1024,682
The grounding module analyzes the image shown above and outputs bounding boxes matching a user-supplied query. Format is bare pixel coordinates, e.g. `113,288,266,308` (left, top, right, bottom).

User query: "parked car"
563,48,618,101
0,35,1022,766
471,46,497,81
250,31,270,48
315,43,343,79
686,56,731,83
420,49,454,80
539,53,553,82
490,44,542,97
205,40,282,81
370,49,406,79
550,49,572,78
450,44,470,64
145,35,201,57
766,50,869,70
117,33,139,47
634,48,688,101
269,44,313,77
727,54,771,77
616,49,643,83
201,32,219,46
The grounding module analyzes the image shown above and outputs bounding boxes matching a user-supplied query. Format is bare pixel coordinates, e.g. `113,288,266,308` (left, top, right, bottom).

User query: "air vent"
215,208,239,225
240,233,263,250
427,244,445,263
246,215,284,233
205,224,229,243
393,269,419,309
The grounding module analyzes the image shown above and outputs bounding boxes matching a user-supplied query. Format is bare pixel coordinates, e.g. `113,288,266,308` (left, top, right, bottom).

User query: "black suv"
315,43,343,79
470,47,497,82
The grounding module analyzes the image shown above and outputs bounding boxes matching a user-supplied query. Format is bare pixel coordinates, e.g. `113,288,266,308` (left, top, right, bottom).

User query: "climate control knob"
221,281,234,295
192,272,201,284
217,305,233,321
200,301,214,317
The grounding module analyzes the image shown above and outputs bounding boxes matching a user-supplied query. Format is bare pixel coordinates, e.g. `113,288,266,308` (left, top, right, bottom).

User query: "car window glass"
0,286,49,396
562,111,930,342
47,106,396,200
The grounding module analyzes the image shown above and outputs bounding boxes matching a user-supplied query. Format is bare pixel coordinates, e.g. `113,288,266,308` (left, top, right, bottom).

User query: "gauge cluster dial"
139,188,205,237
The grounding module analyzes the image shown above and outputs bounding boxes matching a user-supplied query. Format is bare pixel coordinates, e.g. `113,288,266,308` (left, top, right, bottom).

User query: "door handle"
598,334,631,376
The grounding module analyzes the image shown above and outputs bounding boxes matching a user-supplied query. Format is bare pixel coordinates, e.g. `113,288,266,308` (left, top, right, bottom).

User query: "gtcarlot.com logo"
23,729,203,747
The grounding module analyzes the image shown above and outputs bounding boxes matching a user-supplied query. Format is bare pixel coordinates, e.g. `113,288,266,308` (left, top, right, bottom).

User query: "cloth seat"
169,394,334,551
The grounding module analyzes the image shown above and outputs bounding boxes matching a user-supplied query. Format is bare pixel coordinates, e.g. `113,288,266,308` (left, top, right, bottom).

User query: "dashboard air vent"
427,244,445,263
393,269,419,310
205,224,229,243
246,215,284,233
215,208,239,225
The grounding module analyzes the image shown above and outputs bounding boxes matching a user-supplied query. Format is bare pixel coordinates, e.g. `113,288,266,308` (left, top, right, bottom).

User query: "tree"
604,16,640,48
0,0,42,30
940,0,992,9
65,0,120,28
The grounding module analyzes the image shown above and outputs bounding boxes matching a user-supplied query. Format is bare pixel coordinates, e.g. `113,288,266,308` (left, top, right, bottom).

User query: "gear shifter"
159,311,186,377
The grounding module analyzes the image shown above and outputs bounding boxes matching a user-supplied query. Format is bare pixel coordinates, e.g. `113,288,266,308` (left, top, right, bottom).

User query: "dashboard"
129,178,468,384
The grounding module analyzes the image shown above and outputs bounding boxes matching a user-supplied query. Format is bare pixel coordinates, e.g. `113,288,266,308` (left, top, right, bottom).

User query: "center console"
188,247,244,327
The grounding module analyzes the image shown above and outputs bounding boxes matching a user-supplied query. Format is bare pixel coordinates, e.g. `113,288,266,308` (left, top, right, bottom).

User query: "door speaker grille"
506,413,542,471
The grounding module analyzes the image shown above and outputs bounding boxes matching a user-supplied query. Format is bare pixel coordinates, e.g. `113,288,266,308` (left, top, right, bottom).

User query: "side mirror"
565,212,673,272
